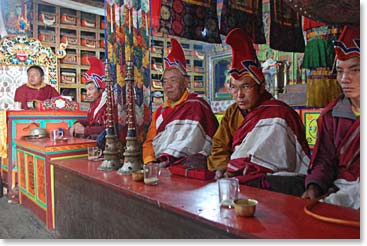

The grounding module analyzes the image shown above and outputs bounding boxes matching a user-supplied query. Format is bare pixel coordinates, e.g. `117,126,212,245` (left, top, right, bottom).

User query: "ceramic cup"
14,102,22,110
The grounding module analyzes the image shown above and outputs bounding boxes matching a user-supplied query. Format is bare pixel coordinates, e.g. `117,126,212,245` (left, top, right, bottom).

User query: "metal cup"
50,129,64,142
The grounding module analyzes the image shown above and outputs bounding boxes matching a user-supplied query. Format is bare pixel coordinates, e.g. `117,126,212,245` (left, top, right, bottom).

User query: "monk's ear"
184,75,190,88
228,77,233,87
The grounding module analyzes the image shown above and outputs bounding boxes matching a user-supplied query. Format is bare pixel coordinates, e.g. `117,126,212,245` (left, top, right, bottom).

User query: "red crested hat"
83,56,106,89
164,38,187,75
334,25,360,61
225,28,264,84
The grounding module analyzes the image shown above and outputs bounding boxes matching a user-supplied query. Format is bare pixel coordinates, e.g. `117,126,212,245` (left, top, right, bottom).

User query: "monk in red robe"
143,38,218,167
69,57,108,139
208,28,310,196
14,65,59,109
302,25,360,209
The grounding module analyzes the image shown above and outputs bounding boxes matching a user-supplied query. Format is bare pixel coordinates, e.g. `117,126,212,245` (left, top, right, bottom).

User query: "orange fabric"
142,111,157,164
142,90,189,164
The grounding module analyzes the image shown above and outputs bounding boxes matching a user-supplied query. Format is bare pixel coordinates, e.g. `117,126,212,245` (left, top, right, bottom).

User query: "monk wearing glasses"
208,28,310,196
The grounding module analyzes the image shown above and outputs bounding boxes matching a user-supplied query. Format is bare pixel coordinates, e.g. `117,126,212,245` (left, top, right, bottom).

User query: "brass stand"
117,60,143,175
98,60,122,171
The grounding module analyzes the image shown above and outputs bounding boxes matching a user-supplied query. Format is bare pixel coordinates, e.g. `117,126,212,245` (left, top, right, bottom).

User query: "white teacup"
14,101,22,110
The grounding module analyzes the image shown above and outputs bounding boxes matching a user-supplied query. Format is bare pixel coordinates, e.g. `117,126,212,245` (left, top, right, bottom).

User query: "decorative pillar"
117,59,143,175
98,60,122,171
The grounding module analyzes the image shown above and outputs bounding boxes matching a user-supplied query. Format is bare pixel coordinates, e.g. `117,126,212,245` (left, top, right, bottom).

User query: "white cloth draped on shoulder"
230,117,309,175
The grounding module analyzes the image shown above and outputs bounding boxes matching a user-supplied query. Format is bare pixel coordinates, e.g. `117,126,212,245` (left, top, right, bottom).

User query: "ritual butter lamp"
132,170,144,182
117,59,143,175
98,60,122,171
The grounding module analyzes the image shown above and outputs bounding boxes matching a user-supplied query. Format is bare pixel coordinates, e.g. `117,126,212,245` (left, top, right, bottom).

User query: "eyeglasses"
229,83,258,93
162,79,180,86
162,75,186,86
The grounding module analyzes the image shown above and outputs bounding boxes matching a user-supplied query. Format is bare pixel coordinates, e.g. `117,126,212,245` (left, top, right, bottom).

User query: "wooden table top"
7,110,87,117
16,137,96,152
51,158,360,239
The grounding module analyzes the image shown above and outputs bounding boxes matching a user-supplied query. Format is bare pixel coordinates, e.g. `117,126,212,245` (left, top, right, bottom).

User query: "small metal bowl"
234,198,258,217
56,137,69,142
28,127,49,138
132,170,144,182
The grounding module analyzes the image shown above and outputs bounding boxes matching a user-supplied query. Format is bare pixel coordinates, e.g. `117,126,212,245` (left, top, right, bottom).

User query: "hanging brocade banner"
1,0,32,36
269,0,305,52
156,0,221,43
106,0,151,145
220,0,265,44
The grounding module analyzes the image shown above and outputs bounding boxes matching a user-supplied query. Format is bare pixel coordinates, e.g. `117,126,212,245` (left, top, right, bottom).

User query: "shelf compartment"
81,31,97,49
81,13,96,28
60,70,77,84
81,37,96,49
61,49,77,64
81,51,97,65
81,89,87,102
99,33,105,48
39,11,56,26
38,28,56,43
60,88,77,101
38,4,56,26
60,8,77,25
152,80,163,90
60,30,78,45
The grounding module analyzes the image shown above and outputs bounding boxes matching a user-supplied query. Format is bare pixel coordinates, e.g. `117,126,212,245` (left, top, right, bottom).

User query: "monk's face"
86,82,104,103
27,67,43,87
162,68,188,103
336,56,360,101
229,75,265,111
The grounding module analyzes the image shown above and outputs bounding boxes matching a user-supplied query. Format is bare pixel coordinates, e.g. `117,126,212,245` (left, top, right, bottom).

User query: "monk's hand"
69,122,84,136
69,124,75,136
301,184,322,199
74,123,85,135
69,123,80,136
215,170,225,180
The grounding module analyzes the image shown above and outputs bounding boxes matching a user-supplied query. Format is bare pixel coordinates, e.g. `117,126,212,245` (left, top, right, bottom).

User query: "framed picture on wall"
301,109,322,149
209,53,232,101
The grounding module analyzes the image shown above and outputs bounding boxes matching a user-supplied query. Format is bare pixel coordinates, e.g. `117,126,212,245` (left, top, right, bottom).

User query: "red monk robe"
76,91,108,138
305,96,360,194
14,83,59,109
209,91,310,183
304,25,360,209
143,90,218,164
